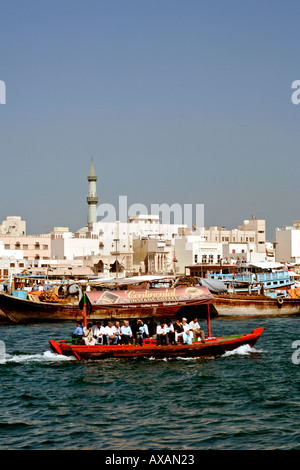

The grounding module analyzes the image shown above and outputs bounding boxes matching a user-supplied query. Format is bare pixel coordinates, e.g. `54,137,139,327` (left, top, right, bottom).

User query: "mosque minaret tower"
87,158,98,227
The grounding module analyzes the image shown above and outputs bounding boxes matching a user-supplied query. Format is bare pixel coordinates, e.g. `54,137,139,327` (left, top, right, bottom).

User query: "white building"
275,221,300,263
0,216,26,236
175,234,222,274
128,214,186,239
51,227,100,260
174,218,267,274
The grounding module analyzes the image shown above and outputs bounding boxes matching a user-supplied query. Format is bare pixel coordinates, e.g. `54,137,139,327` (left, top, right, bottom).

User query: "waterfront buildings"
0,161,295,281
174,219,267,274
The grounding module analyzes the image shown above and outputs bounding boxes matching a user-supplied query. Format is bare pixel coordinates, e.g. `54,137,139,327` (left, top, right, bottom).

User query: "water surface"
0,317,300,450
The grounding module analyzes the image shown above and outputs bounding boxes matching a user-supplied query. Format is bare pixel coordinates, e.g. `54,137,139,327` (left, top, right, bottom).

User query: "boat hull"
213,294,300,316
0,294,182,323
0,285,213,323
0,292,83,323
0,308,9,322
49,328,263,360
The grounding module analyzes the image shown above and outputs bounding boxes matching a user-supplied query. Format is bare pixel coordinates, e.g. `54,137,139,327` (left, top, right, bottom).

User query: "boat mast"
83,292,87,327
207,304,211,338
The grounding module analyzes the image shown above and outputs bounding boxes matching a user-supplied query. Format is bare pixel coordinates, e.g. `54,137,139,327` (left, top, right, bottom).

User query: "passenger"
104,321,118,345
173,319,187,344
72,321,83,342
166,320,175,345
156,320,168,346
112,321,122,344
92,321,105,345
120,320,133,344
135,319,149,347
83,323,96,345
181,318,190,335
188,317,205,343
182,318,192,345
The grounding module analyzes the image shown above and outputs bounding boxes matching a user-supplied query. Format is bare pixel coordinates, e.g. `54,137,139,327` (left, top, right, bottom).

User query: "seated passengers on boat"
75,318,205,347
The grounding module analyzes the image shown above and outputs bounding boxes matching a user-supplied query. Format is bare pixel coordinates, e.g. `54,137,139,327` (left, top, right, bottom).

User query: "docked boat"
206,262,300,316
0,276,213,323
82,283,214,320
0,292,83,323
212,294,300,317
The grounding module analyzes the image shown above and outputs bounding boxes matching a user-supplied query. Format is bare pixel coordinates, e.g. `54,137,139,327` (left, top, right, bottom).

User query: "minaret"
87,158,98,227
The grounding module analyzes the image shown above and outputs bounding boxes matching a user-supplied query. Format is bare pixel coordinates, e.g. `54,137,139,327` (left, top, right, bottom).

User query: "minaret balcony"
87,195,99,203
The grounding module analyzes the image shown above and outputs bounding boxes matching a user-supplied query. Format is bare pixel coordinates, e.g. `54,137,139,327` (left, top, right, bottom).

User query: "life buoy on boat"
277,297,284,306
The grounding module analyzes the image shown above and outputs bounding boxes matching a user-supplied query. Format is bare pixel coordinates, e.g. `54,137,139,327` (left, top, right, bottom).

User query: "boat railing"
209,271,292,283
256,271,290,282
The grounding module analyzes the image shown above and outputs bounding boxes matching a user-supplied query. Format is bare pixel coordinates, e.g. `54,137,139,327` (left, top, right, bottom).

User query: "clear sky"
1,0,299,240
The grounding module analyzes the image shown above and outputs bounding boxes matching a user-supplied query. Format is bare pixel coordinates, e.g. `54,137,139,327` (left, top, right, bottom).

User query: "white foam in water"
1,350,75,364
0,340,5,364
222,344,263,357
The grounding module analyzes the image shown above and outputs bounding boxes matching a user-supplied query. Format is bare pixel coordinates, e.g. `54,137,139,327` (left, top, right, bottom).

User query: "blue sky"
0,0,299,240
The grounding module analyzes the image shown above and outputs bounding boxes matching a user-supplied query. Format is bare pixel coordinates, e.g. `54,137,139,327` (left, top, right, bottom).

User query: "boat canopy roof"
247,261,285,270
85,275,175,288
82,284,214,310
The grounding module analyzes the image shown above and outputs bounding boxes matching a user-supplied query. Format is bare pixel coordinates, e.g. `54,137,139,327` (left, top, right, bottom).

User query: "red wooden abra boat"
49,293,263,360
49,328,263,360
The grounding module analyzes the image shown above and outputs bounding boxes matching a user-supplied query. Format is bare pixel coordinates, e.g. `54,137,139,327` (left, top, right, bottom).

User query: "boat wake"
222,344,264,357
0,350,75,364
144,344,264,361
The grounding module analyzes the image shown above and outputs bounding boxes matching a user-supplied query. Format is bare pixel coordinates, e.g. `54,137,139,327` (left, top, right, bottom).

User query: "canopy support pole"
83,292,87,328
207,303,211,337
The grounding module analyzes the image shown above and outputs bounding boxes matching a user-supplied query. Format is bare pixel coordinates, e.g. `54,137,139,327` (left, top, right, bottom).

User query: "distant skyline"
1,1,299,241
